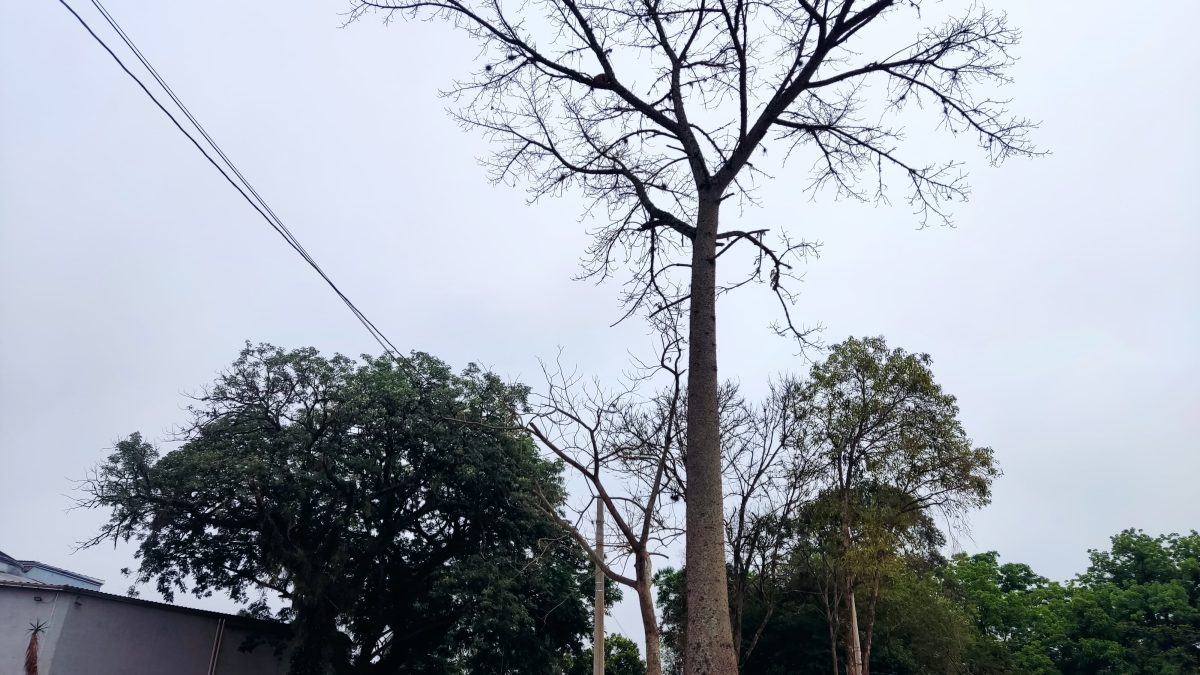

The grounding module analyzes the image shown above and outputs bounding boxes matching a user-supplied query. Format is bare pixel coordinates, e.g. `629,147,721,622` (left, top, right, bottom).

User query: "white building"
0,549,288,675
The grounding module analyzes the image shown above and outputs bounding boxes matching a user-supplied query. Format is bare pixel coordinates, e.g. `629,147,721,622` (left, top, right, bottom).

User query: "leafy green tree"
946,531,1200,675
1061,529,1200,674
80,344,594,675
792,336,999,675
943,552,1066,674
787,483,956,674
568,635,648,675
868,564,973,675
653,567,687,675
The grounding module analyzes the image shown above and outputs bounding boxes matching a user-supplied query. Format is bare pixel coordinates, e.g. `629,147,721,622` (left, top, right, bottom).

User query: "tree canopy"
656,529,1200,675
77,343,1198,674
81,344,595,675
947,529,1200,674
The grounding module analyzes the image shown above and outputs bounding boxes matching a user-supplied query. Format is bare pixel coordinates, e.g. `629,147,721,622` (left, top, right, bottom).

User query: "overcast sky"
2,0,1197,649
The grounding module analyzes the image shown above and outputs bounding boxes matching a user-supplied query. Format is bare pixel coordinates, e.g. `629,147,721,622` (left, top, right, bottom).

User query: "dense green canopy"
948,529,1200,674
83,344,594,674
655,529,1200,675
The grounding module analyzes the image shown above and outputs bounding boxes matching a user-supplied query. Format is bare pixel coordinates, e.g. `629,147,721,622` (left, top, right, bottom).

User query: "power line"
54,5,614,649
55,0,403,360
71,0,402,359
87,0,330,290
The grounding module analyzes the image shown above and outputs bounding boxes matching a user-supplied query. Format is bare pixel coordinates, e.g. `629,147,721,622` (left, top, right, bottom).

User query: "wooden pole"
593,499,605,675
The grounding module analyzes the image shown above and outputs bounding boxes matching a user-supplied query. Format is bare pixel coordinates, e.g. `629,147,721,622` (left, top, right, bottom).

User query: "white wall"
0,584,289,675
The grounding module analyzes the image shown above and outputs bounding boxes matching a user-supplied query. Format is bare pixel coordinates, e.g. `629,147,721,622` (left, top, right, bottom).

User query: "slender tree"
529,323,688,675
721,377,821,666
348,2,1037,670
793,336,999,675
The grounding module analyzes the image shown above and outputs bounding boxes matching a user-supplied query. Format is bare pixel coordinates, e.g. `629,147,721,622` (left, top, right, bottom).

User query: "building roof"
0,579,287,633
16,559,105,587
0,571,36,584
0,546,105,588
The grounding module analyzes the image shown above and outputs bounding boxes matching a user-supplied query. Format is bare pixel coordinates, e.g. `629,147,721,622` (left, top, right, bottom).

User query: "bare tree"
530,354,817,673
347,2,1037,670
528,323,688,675
721,377,820,667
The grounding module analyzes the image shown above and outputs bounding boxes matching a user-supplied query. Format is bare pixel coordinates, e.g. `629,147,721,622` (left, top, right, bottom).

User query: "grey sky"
2,0,1197,649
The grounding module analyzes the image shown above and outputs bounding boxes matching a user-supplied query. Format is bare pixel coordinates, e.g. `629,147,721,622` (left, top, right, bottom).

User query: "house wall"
0,586,69,674
0,585,288,675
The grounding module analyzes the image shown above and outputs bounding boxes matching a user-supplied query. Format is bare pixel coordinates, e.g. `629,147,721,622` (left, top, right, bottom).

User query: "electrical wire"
51,7,634,658
54,0,403,360
87,0,346,313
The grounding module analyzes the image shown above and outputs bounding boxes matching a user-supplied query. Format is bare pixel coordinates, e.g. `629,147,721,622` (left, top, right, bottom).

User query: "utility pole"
593,498,605,675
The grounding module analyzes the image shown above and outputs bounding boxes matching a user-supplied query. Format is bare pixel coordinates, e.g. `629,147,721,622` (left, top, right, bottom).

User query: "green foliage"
870,565,973,675
779,337,998,673
78,341,1199,674
657,529,1200,674
566,634,646,675
796,336,1000,521
82,344,592,675
943,552,1067,674
945,530,1200,674
654,343,1195,674
652,568,686,675
652,338,1004,675
1063,529,1200,674
656,558,974,675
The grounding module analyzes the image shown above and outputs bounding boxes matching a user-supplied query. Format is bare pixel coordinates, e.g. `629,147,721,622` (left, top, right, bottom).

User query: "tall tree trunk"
828,626,839,675
635,552,664,675
683,195,738,675
839,485,862,675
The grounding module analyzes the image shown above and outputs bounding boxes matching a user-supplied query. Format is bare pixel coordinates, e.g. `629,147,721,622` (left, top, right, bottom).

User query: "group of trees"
81,0,1055,671
80,335,996,674
656,529,1200,675
950,530,1200,674
81,340,1199,674
338,0,1042,670
508,330,997,675
635,336,998,675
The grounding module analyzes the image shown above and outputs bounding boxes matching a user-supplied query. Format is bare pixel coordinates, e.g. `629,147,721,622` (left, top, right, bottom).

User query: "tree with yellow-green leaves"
789,336,999,675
